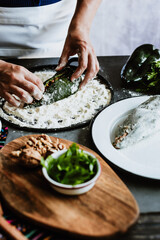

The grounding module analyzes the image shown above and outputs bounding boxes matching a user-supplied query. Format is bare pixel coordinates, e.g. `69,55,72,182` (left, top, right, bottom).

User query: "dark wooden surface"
121,213,160,240
0,135,139,239
0,56,160,239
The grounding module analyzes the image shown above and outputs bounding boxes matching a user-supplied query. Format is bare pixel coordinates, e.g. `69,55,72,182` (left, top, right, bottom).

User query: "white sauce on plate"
114,95,160,149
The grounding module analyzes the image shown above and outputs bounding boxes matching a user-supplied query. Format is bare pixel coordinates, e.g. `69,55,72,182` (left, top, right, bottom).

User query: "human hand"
0,61,44,107
56,28,99,88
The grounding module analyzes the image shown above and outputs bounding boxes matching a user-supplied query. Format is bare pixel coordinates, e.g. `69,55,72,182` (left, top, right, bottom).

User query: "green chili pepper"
121,44,160,93
41,143,98,185
24,67,82,108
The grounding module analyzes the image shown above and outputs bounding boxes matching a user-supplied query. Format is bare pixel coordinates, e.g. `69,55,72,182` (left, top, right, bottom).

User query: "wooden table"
0,56,160,239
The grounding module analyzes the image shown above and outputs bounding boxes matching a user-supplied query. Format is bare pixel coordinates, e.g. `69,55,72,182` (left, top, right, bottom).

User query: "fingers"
25,70,45,93
5,65,45,94
18,69,44,100
0,63,45,106
1,92,21,107
55,50,69,71
71,49,88,81
80,53,99,88
0,81,42,106
9,85,33,104
12,66,44,100
17,79,43,101
8,72,44,101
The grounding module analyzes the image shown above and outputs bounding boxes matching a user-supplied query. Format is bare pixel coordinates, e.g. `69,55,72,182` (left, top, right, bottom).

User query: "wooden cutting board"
0,135,139,239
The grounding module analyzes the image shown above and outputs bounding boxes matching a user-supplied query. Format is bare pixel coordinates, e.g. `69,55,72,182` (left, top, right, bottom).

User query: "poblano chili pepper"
24,66,82,108
121,44,160,93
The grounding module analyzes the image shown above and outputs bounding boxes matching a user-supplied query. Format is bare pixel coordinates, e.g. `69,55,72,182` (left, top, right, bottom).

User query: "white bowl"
42,149,101,195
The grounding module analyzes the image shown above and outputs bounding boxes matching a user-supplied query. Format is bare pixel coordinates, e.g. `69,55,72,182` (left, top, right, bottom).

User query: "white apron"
0,0,76,58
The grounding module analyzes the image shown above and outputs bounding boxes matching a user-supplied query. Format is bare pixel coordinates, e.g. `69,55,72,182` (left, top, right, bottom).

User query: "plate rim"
91,95,160,180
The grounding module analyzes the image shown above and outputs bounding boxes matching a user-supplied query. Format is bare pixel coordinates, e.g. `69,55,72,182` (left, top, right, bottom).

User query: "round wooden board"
0,135,139,239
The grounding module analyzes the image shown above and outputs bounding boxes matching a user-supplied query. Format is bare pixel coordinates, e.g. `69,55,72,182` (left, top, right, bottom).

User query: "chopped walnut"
28,136,38,145
20,148,41,167
52,138,60,150
40,134,52,143
12,150,22,157
58,143,65,150
11,134,66,168
40,138,53,148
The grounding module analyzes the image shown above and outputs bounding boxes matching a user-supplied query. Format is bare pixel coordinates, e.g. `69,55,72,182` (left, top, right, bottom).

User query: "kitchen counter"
1,56,160,239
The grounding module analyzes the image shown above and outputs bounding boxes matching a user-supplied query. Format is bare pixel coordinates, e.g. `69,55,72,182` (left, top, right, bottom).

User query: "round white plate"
91,96,160,180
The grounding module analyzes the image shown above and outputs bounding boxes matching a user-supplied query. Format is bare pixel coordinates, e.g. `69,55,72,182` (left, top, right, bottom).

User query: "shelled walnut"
11,134,66,168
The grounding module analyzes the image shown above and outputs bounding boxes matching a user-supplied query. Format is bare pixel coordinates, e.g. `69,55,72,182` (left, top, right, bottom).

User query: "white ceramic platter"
91,96,160,180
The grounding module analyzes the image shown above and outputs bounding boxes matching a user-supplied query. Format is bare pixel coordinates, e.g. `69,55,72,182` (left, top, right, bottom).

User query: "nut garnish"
11,134,66,168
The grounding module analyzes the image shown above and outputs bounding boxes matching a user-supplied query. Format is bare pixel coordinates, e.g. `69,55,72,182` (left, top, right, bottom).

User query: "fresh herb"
41,143,98,185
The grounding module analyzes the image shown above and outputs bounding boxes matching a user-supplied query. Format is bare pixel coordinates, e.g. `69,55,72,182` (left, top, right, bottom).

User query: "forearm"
69,0,102,34
57,0,101,86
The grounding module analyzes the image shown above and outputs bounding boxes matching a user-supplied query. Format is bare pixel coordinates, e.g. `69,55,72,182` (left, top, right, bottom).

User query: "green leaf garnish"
41,143,98,186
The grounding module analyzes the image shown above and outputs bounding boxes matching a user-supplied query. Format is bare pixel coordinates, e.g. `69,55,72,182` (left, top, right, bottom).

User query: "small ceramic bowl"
42,149,101,195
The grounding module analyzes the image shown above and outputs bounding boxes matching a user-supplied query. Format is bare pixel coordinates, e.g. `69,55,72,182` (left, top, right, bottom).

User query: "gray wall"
90,0,160,56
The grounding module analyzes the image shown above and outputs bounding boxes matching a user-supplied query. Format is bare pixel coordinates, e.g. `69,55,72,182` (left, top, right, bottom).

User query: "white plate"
91,96,160,180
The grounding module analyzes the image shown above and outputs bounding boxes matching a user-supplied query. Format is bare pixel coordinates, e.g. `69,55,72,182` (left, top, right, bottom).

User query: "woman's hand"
56,28,99,88
56,0,101,88
0,60,44,107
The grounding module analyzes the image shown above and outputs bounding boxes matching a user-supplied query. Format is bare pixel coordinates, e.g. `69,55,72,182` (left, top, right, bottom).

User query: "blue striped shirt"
0,0,61,7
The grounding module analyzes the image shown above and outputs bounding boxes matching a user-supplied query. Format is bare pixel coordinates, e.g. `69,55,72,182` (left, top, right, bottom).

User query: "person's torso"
0,0,76,58
0,0,61,7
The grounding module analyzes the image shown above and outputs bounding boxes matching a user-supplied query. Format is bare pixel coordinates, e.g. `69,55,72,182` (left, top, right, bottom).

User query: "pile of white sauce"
0,70,111,129
114,95,160,149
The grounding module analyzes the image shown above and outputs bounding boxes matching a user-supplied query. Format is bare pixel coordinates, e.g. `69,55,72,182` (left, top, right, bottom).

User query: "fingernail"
80,82,86,89
71,77,76,81
55,62,66,71
55,65,60,71
41,84,45,93
26,95,33,104
33,89,43,100
55,65,62,71
15,101,21,107
36,93,43,100
55,64,62,70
